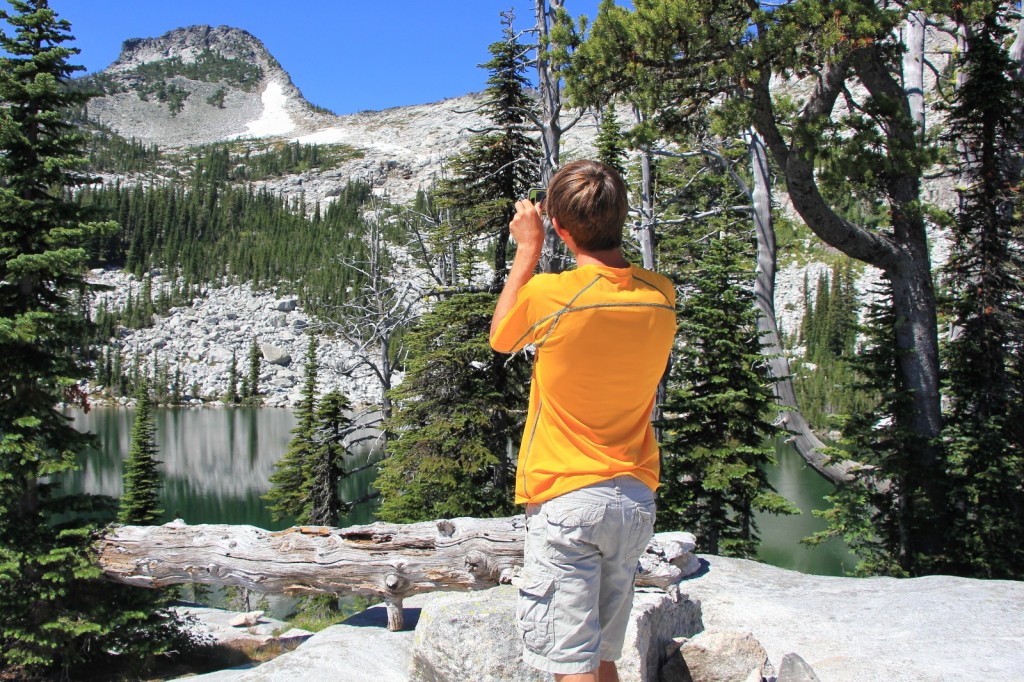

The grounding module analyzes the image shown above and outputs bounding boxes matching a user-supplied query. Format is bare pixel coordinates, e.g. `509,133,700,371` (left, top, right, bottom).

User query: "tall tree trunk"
1012,11,1024,75
744,130,853,482
750,46,949,563
903,11,926,139
636,112,657,270
536,0,566,272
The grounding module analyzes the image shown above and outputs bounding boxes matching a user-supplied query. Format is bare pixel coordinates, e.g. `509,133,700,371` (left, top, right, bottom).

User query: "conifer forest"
1,0,1023,676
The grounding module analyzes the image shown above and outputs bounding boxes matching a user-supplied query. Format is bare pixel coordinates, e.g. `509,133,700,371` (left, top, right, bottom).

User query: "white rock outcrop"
180,554,1024,682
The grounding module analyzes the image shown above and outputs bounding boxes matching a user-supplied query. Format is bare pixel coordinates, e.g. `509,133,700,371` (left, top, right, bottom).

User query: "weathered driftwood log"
95,516,694,631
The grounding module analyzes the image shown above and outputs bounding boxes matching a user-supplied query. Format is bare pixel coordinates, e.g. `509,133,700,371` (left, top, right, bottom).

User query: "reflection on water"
755,437,854,576
65,408,851,580
64,406,382,530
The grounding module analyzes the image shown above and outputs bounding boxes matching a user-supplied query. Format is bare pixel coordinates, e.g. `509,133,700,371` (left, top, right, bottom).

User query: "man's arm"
490,199,544,340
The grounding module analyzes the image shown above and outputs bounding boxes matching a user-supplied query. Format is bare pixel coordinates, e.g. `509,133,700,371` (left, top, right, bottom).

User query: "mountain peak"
85,24,335,147
110,25,282,80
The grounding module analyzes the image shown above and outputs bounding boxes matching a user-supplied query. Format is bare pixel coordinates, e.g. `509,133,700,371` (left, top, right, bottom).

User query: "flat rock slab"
181,598,427,682
684,555,1024,682
174,605,289,643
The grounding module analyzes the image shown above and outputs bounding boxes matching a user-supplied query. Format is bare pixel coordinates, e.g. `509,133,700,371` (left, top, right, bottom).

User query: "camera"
528,187,546,204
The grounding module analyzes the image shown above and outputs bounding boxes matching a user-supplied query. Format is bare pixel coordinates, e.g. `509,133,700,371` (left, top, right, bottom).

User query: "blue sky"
51,0,608,115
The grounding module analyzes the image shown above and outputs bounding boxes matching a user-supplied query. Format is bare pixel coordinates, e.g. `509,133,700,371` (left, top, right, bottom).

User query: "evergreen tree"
433,11,541,287
171,357,182,404
0,2,193,674
794,263,866,432
118,379,163,524
595,106,627,179
225,349,239,404
938,4,1024,579
244,336,262,405
806,279,919,576
307,390,354,527
264,336,319,523
377,293,530,522
656,228,797,557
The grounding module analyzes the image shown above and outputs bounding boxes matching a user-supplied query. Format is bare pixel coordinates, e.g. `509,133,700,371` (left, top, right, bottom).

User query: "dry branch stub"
95,516,693,631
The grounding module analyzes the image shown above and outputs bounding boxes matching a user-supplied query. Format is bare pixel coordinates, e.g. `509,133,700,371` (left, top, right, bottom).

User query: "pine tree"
433,11,541,287
118,379,163,524
264,336,319,523
806,279,918,576
377,293,530,522
225,349,239,404
657,229,797,557
307,390,354,527
0,2,192,674
244,336,262,405
171,357,182,404
595,106,627,179
938,4,1024,579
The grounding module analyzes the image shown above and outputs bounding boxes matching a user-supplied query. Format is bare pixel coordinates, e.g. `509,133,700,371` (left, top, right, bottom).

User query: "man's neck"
574,247,629,269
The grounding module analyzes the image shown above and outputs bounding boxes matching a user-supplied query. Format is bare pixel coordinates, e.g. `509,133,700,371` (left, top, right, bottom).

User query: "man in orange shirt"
490,160,676,682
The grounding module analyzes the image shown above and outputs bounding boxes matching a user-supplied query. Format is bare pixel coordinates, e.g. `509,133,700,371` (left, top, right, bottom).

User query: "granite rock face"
180,555,1024,682
86,269,389,407
408,586,701,682
671,629,775,682
684,555,1024,682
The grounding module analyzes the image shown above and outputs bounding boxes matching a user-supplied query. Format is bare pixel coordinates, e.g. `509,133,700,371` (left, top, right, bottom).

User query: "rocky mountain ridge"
81,24,602,207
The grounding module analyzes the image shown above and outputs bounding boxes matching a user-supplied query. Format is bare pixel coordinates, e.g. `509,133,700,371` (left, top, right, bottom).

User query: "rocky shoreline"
86,269,390,409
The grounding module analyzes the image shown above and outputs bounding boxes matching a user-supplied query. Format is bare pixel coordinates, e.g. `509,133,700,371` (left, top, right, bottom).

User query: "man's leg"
554,660,620,682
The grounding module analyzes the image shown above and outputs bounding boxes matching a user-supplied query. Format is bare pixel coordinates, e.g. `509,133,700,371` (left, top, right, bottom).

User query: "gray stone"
260,344,291,366
776,653,821,682
659,640,692,682
186,600,426,682
410,589,544,682
207,346,235,365
276,628,313,641
684,555,1024,682
274,298,297,312
408,585,701,682
623,590,703,682
229,610,264,628
675,630,773,682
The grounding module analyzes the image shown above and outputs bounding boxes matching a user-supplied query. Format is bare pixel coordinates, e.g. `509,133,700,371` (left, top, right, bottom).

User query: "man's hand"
490,199,546,342
510,199,545,258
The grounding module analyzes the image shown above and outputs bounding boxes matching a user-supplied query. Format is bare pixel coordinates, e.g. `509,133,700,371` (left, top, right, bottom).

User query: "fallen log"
95,516,696,631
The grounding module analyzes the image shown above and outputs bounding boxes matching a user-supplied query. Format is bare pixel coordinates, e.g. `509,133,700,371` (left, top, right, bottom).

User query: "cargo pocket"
513,567,556,656
628,503,656,557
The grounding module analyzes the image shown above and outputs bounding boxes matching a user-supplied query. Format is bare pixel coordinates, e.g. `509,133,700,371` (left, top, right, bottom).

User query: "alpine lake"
63,406,853,615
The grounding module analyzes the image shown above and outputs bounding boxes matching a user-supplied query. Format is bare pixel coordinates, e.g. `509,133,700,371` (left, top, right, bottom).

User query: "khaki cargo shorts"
515,475,656,675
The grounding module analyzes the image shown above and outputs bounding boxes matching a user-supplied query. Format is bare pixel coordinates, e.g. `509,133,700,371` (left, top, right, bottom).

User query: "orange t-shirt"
490,263,676,504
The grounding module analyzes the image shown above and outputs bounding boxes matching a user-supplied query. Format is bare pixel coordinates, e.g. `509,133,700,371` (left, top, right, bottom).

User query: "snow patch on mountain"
234,81,295,138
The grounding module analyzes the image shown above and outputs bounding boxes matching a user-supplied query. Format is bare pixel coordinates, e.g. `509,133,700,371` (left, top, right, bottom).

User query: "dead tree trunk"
95,517,694,631
745,130,855,483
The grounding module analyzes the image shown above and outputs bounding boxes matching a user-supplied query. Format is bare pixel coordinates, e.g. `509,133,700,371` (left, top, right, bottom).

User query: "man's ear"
551,217,578,253
551,217,568,240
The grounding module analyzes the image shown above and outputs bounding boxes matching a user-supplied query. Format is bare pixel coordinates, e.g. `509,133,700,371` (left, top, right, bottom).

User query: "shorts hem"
521,648,600,675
